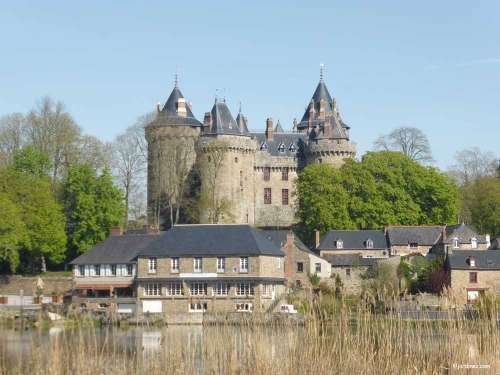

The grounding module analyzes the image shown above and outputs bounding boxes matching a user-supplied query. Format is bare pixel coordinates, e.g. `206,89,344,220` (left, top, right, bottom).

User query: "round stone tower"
146,83,202,227
196,99,257,224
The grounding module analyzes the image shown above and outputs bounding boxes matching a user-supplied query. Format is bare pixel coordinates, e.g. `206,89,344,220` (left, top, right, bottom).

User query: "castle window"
260,141,267,150
366,239,374,249
234,157,238,163
207,156,211,162
282,189,289,205
263,167,270,181
289,143,296,152
336,239,343,249
471,238,477,249
282,168,289,181
240,170,243,188
278,143,285,153
264,188,271,204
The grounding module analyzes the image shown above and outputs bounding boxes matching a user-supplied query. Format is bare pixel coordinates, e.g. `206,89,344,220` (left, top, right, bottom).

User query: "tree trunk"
41,255,47,273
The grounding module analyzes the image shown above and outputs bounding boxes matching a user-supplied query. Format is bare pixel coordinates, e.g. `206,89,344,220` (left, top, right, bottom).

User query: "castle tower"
298,74,356,167
146,81,202,227
197,99,257,224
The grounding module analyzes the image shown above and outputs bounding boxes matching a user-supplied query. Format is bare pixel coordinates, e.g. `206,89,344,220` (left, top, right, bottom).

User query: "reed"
0,297,498,374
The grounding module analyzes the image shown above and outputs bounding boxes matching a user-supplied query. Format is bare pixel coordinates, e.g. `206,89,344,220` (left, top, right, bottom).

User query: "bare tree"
112,126,147,228
77,135,112,172
448,147,498,185
0,113,27,163
198,140,233,224
25,97,81,186
374,127,433,163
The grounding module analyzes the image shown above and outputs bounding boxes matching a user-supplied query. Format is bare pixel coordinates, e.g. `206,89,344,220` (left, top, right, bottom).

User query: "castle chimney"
176,97,187,117
203,112,212,128
265,118,273,141
110,227,123,236
314,229,321,250
292,118,297,132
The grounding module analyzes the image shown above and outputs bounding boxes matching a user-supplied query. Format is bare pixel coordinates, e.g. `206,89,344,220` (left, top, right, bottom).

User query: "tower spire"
174,72,179,88
319,63,325,82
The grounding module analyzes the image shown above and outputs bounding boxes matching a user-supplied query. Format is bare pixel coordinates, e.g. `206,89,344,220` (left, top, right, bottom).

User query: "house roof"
251,132,306,157
387,226,444,246
443,223,487,244
324,254,378,267
448,250,500,270
318,230,388,251
139,224,285,257
260,230,316,255
69,234,160,265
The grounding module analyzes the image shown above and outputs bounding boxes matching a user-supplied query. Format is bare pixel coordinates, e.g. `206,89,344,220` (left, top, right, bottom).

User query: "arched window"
471,237,477,249
336,239,343,249
366,239,374,249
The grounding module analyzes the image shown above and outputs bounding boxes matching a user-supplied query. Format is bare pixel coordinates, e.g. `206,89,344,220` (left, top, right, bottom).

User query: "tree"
64,164,124,256
197,140,233,224
374,127,433,163
13,146,51,177
0,113,26,161
461,176,500,237
112,127,146,228
449,147,498,185
296,151,458,244
25,96,81,186
0,193,26,272
0,167,66,273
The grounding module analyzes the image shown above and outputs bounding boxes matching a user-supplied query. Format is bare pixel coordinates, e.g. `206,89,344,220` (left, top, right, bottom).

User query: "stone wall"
0,275,72,296
329,266,368,294
450,269,500,304
320,249,389,258
390,245,433,256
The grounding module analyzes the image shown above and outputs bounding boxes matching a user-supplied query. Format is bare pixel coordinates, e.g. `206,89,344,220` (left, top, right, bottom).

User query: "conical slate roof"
236,111,249,134
300,80,334,124
274,120,284,133
208,99,240,134
149,85,202,128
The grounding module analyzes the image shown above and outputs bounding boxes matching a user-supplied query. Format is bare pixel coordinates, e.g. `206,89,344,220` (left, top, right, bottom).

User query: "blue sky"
0,0,499,169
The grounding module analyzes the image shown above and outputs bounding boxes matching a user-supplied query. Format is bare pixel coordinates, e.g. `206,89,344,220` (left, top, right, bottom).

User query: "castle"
146,74,357,227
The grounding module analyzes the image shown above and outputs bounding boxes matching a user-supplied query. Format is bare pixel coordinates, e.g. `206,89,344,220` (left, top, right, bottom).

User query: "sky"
0,0,499,169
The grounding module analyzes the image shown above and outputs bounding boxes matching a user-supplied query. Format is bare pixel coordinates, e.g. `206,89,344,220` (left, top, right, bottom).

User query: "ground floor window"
236,283,254,296
190,282,208,296
145,283,161,296
214,282,229,296
235,302,253,312
166,282,183,296
467,290,482,303
189,302,207,312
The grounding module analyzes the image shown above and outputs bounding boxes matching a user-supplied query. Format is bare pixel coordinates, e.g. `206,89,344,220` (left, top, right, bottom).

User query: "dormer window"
260,141,267,150
289,143,296,152
467,257,476,267
336,239,343,249
366,239,374,249
471,237,477,249
453,238,459,249
278,143,286,153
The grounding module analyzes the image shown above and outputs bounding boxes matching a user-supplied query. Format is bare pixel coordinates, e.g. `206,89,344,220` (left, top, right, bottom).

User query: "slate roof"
235,111,249,134
274,120,284,133
251,132,306,157
443,223,487,244
206,99,242,135
149,86,203,127
260,230,315,255
140,224,285,257
448,250,500,270
69,234,160,265
387,226,444,246
318,230,388,251
324,254,378,267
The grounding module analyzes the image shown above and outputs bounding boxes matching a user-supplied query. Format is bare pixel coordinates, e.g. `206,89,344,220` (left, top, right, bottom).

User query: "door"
142,300,162,313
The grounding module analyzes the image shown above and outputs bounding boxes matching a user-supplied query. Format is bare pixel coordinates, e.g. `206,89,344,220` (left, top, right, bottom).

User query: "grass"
0,295,498,374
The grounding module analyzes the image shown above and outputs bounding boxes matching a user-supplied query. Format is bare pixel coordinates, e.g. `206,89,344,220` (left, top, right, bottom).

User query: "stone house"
135,224,286,315
433,223,490,256
261,230,331,288
323,255,377,294
146,74,356,228
317,230,389,258
386,225,443,256
448,249,500,304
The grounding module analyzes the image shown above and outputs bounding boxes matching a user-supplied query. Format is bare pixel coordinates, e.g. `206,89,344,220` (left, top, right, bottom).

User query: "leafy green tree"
64,164,124,256
0,193,26,272
13,146,51,177
296,151,459,242
0,167,66,273
461,176,500,237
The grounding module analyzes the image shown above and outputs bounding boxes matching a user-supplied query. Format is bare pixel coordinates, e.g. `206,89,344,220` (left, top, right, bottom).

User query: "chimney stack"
110,227,123,236
314,229,321,250
265,118,273,141
203,112,212,127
